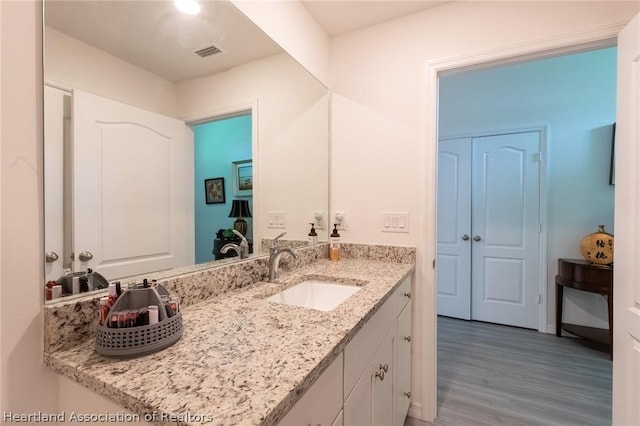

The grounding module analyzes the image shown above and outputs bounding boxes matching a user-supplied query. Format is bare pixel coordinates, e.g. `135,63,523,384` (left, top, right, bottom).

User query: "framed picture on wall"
232,160,253,196
205,177,225,204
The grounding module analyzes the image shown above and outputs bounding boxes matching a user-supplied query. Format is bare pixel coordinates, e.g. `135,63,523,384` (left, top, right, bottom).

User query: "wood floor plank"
405,316,611,426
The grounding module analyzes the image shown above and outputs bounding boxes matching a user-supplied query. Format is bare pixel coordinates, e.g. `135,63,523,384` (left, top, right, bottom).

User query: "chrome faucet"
268,232,299,282
232,229,250,258
220,230,250,259
220,243,242,258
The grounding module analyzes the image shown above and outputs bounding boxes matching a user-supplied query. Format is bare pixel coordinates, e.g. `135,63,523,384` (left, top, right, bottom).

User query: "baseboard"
408,401,424,420
546,323,556,334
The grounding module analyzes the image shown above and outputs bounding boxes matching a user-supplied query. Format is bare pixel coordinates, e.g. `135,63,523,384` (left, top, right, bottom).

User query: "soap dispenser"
308,223,318,245
330,224,341,261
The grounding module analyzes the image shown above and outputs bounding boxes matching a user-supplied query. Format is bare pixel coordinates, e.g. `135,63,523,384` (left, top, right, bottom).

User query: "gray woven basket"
95,285,183,358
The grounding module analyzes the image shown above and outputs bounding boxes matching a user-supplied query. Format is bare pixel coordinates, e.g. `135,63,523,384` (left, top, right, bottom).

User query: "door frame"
182,101,261,250
418,24,623,422
437,127,548,329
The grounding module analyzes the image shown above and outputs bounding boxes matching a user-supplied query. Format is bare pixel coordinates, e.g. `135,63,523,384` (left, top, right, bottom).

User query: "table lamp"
228,199,252,236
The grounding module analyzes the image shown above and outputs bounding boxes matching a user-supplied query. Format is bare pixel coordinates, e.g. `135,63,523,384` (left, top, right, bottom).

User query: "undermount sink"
266,280,361,312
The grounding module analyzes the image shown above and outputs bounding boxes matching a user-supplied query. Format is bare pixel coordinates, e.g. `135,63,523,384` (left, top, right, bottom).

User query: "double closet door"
437,132,541,329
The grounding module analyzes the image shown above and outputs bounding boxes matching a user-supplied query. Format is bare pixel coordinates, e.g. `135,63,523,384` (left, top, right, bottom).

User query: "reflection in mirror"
43,0,329,301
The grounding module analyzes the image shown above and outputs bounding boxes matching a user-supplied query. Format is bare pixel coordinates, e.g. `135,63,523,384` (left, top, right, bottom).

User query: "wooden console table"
555,258,613,359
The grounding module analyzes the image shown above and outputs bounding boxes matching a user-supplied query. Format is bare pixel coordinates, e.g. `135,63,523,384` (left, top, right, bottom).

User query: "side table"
555,258,613,359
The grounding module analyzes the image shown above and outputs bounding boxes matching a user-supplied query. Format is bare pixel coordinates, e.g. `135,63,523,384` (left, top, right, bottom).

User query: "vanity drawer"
395,275,412,315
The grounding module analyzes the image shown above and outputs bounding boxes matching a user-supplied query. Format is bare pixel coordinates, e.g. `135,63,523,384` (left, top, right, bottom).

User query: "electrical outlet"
314,211,324,230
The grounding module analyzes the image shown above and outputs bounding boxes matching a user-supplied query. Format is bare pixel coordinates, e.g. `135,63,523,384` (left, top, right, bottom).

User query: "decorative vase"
233,217,248,236
580,225,614,265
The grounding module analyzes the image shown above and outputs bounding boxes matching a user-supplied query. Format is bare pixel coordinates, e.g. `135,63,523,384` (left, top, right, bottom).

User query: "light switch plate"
267,211,287,229
381,212,409,233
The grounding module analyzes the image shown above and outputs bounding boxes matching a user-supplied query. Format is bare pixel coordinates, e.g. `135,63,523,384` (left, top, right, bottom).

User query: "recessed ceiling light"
175,0,201,15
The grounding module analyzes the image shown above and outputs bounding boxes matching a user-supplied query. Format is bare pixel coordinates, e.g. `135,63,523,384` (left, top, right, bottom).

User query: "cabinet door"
345,328,394,426
278,353,343,426
372,329,394,426
394,303,412,426
344,363,373,426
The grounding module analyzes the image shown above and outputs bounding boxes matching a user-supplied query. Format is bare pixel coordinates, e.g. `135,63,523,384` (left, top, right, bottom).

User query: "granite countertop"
45,259,415,426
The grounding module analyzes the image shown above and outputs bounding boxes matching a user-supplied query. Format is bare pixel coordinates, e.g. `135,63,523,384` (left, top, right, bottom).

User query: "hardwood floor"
405,316,612,426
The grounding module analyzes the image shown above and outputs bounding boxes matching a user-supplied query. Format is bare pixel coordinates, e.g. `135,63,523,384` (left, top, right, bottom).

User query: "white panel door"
73,90,192,280
471,132,540,329
44,86,68,282
437,138,472,319
612,13,640,426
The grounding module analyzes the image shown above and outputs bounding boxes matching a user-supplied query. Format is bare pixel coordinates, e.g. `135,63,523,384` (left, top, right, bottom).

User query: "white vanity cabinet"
394,289,412,426
278,273,413,426
343,274,413,426
343,327,394,426
278,353,344,426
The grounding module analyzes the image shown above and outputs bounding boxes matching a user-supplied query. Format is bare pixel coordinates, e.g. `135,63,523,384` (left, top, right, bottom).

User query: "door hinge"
533,152,542,163
538,294,542,304
432,259,436,269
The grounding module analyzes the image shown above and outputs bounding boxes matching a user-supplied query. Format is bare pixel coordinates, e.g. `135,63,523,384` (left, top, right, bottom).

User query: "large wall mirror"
43,0,329,301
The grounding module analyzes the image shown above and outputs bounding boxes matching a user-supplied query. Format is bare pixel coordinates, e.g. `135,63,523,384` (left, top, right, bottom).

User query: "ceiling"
45,1,282,82
301,0,450,36
45,0,450,83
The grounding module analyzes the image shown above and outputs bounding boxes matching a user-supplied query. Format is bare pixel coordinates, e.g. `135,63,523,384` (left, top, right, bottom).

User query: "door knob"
461,234,470,241
473,235,482,242
45,252,59,263
375,370,385,381
78,251,94,262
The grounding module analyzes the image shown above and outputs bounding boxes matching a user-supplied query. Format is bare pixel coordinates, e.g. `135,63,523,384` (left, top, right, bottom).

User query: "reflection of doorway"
437,131,542,329
431,46,617,421
192,112,253,264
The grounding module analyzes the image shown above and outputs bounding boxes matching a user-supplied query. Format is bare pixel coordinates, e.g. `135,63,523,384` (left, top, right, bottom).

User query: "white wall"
230,0,330,87
45,27,177,117
177,52,329,244
329,1,639,420
439,47,617,330
1,0,59,414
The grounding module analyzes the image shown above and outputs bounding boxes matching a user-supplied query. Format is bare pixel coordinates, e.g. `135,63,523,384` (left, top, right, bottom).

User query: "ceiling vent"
194,44,222,58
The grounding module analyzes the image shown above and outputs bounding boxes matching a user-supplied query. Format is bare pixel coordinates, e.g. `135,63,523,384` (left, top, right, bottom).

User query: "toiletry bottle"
107,283,118,306
51,285,62,299
330,224,341,261
99,296,110,326
148,305,159,324
45,281,56,301
308,223,318,245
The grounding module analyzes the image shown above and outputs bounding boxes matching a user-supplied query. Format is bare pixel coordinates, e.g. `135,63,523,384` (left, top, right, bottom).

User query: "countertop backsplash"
43,243,415,354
